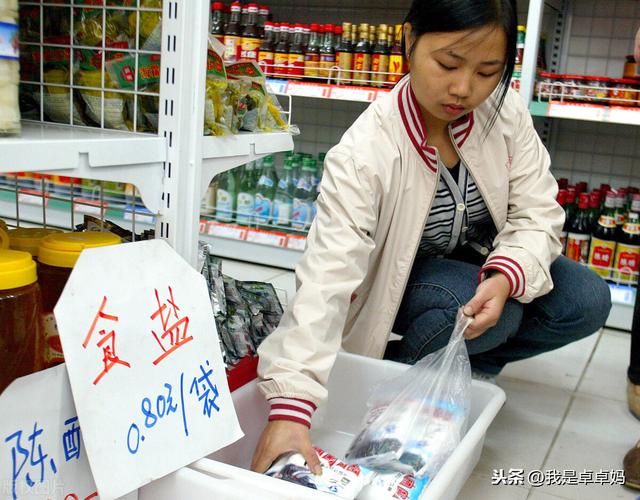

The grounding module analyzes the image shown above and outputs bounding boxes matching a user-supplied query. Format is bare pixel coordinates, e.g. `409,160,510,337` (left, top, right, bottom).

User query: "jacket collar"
397,77,474,173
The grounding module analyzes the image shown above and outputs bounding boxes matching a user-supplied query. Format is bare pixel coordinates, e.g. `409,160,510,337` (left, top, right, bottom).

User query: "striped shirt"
419,159,496,257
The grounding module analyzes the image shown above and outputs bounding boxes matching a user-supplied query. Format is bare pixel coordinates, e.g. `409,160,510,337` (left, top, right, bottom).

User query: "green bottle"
291,153,303,187
216,169,237,223
254,155,278,227
236,162,256,226
273,158,295,228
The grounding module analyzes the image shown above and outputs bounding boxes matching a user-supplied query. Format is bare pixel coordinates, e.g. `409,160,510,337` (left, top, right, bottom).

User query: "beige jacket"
257,75,564,427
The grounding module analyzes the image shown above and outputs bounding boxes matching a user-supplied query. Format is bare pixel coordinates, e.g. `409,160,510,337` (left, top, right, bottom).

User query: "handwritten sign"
55,240,243,500
0,365,137,500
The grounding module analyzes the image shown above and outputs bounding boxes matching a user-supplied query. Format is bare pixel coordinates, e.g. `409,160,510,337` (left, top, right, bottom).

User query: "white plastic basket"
166,351,506,500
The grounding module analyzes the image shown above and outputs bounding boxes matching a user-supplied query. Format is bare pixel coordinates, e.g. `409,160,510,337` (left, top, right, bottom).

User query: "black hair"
402,0,518,133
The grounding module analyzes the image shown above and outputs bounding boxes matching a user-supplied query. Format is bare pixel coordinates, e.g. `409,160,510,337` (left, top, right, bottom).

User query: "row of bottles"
210,1,407,86
209,152,325,232
558,181,640,285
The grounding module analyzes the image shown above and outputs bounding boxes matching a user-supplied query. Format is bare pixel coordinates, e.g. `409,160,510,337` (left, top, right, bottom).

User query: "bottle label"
278,179,287,190
258,175,274,188
291,198,310,229
258,51,275,74
388,54,405,83
566,233,590,264
296,178,310,191
216,189,234,222
236,192,255,225
353,53,371,83
588,237,616,278
616,213,627,226
223,35,241,62
560,231,568,255
240,37,261,61
42,312,64,367
254,193,272,223
288,53,305,77
598,215,616,228
0,21,19,60
614,243,640,284
318,54,336,78
372,54,390,84
625,223,640,235
273,200,292,226
337,51,353,82
304,53,320,77
274,52,289,75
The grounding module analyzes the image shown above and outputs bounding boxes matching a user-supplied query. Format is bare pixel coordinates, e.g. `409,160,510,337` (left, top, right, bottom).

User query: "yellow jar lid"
39,232,122,268
9,228,63,257
0,228,8,249
0,250,37,290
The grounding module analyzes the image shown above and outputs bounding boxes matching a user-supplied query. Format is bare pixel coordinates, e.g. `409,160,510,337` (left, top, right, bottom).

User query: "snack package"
346,309,472,479
357,471,429,500
130,0,162,51
266,447,373,499
204,36,235,135
74,7,132,48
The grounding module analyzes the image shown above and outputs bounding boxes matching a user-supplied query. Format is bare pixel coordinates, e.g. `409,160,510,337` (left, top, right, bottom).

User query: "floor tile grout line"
527,329,607,500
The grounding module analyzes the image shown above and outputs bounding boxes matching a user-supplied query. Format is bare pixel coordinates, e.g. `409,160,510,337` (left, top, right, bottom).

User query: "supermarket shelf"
529,101,640,126
607,283,635,331
266,78,390,103
0,122,167,212
201,225,304,270
200,132,294,198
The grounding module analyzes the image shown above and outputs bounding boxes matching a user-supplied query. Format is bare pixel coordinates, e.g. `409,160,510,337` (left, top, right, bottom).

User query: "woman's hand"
250,420,322,475
463,273,511,339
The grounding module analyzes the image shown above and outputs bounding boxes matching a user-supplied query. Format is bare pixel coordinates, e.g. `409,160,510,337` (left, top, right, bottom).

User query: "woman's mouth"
442,104,466,116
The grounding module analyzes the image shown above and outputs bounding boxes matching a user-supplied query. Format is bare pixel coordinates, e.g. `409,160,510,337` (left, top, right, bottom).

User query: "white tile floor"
220,258,640,500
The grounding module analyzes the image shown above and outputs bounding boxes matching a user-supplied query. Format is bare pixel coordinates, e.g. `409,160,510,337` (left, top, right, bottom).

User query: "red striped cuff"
479,256,526,298
268,397,317,428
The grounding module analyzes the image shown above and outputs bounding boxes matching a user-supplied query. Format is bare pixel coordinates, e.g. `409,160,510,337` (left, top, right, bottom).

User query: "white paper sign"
0,365,137,500
55,240,243,500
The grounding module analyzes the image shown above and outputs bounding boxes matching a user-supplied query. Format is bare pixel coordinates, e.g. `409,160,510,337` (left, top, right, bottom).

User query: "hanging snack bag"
129,0,163,51
204,36,235,135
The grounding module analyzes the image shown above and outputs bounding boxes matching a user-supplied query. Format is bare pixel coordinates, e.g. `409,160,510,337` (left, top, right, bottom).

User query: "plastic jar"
583,76,611,104
38,232,122,367
610,78,638,107
8,227,63,259
624,55,638,79
560,75,587,102
0,249,43,393
536,72,558,101
0,0,20,135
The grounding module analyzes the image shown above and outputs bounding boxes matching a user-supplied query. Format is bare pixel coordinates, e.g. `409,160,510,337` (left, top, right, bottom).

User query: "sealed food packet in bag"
266,447,373,499
346,308,473,478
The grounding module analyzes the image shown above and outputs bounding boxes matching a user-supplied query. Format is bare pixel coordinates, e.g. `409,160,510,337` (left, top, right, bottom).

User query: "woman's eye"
438,62,456,71
478,72,500,78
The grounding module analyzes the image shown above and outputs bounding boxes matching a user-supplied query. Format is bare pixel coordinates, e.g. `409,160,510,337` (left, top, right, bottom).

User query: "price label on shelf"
74,198,107,217
0,365,138,500
246,228,287,247
286,81,331,99
207,221,248,240
330,85,379,102
54,240,242,500
266,78,288,95
286,234,307,251
608,106,640,126
547,102,608,122
18,189,49,207
123,205,156,225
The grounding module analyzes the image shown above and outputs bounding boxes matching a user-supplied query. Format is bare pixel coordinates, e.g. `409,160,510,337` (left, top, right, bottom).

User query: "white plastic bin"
186,351,506,500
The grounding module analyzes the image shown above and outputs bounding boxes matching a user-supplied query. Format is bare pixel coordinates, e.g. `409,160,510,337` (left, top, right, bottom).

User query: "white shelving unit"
2,0,294,268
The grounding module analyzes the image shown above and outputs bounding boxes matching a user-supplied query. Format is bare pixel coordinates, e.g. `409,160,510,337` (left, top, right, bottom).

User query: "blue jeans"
384,255,612,375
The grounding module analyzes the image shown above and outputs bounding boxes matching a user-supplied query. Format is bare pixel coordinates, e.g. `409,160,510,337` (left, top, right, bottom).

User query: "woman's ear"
403,22,414,59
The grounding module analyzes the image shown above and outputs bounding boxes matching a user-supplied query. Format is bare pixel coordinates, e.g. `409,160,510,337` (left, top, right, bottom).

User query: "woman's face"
405,24,507,126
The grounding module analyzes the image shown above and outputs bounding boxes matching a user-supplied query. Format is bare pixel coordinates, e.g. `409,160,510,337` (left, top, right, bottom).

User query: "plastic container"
610,78,638,107
38,232,122,367
536,71,559,101
186,351,506,500
583,76,610,104
0,249,43,394
0,0,20,135
560,74,587,102
624,55,638,79
8,227,62,259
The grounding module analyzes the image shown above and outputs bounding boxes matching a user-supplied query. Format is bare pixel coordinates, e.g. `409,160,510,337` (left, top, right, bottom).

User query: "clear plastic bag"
346,308,473,478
